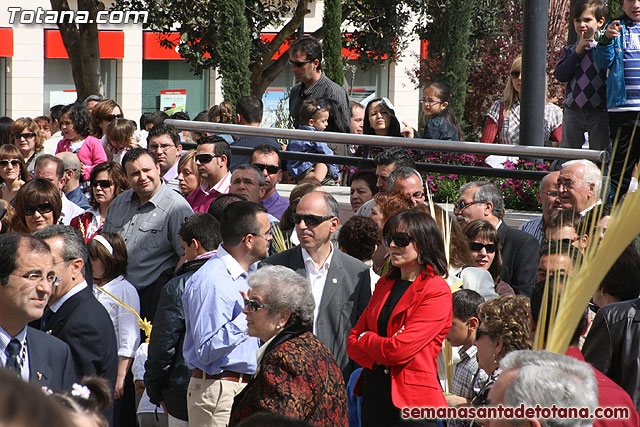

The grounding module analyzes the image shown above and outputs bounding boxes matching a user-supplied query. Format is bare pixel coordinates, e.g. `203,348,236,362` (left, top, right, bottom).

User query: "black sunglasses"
12,132,36,140
289,59,313,67
510,70,521,78
91,180,113,188
195,153,222,164
105,114,124,122
252,163,280,174
384,232,413,248
0,159,21,167
470,242,497,253
292,213,334,227
244,298,271,312
24,202,54,217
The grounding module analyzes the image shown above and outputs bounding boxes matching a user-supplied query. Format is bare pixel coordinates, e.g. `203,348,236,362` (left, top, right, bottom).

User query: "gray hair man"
388,166,426,206
558,159,602,214
485,350,597,427
229,164,266,203
33,225,118,421
454,181,539,296
262,191,372,380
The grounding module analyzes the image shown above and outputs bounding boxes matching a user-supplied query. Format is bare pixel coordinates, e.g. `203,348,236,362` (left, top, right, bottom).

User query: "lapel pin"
37,372,42,381
46,330,52,334
332,278,337,284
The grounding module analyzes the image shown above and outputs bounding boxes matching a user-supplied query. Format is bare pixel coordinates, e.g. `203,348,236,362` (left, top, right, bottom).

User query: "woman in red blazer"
347,210,452,426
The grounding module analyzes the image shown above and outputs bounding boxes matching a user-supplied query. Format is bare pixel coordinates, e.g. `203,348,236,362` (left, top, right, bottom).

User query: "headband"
92,235,113,255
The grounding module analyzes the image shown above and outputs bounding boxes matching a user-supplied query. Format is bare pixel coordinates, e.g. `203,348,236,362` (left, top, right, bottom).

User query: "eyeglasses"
105,114,124,122
289,58,313,67
470,242,497,253
149,143,176,152
244,298,271,312
510,70,521,78
24,203,54,217
195,153,222,164
292,213,334,227
90,180,113,188
420,98,444,106
0,159,21,167
11,132,36,140
454,200,484,212
541,190,559,197
12,272,59,286
252,163,281,174
383,232,413,248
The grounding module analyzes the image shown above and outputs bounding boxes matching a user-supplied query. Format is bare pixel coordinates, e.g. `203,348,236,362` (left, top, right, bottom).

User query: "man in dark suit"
0,232,77,390
33,226,118,396
261,191,371,379
454,181,539,297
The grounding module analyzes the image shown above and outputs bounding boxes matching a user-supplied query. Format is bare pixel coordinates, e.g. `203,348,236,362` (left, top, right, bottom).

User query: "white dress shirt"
301,246,334,334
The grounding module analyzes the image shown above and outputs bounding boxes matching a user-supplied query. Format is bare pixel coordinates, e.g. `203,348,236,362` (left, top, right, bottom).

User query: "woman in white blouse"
88,232,141,400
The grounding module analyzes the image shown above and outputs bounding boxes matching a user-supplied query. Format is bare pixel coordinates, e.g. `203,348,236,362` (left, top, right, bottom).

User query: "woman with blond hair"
11,117,46,173
480,55,563,146
177,149,201,196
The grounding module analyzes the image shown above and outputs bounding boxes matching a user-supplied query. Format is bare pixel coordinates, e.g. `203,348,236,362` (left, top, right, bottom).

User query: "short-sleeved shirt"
289,73,350,128
103,183,193,290
487,100,563,145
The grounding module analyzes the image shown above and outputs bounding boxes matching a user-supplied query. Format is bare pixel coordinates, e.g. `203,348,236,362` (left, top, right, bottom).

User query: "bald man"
519,171,561,244
56,152,91,210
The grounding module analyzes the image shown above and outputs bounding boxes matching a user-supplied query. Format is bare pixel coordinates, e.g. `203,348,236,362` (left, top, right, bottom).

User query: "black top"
377,279,412,337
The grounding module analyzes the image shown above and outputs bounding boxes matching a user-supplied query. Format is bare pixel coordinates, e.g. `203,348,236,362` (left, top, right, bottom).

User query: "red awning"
0,28,14,57
44,30,124,59
143,32,212,60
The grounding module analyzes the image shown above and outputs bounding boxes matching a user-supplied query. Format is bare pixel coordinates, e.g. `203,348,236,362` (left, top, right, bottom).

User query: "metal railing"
166,119,608,180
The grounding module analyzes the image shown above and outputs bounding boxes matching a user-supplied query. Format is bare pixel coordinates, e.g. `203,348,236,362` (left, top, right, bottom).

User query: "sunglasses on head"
383,232,413,248
106,114,124,122
252,163,280,174
510,70,521,78
243,298,271,312
24,202,54,217
0,159,21,167
292,213,334,227
289,59,313,68
90,180,113,188
195,153,221,164
12,132,36,140
470,242,497,253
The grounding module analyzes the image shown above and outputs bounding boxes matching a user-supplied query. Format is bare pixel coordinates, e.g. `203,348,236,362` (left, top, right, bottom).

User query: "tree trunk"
249,0,311,97
50,0,101,102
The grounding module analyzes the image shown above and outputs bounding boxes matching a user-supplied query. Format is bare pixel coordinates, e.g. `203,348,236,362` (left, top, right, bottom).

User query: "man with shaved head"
56,152,90,210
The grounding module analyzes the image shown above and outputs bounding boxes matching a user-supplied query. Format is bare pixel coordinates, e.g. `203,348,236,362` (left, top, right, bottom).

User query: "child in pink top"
56,103,107,180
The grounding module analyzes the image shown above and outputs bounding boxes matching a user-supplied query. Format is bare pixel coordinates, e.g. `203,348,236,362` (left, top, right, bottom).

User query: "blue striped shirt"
611,24,640,111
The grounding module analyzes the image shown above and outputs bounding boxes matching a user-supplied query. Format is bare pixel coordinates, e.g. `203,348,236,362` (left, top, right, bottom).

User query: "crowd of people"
2,4,640,426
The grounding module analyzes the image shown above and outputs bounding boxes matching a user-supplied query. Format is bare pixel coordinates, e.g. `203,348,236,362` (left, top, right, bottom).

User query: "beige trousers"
187,377,246,427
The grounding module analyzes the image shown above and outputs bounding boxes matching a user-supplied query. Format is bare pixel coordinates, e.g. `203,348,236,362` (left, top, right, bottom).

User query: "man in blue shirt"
182,201,271,427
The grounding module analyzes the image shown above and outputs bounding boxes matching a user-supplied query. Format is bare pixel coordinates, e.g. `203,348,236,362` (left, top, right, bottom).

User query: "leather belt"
192,368,249,383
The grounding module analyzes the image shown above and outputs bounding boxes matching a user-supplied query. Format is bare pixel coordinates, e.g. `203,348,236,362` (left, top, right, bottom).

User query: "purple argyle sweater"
554,42,606,110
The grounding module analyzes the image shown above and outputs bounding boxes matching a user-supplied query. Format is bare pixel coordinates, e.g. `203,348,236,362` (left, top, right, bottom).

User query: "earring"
492,353,498,364
276,325,281,329
418,253,425,265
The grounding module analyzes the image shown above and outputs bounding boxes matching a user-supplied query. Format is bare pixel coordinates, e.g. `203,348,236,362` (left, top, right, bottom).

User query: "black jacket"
144,258,209,421
583,298,640,412
498,222,540,297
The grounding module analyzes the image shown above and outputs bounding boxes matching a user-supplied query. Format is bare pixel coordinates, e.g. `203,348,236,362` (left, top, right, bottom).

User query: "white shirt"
50,281,88,312
301,246,334,334
43,132,63,155
132,343,165,415
0,326,29,382
94,275,141,358
60,193,85,225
